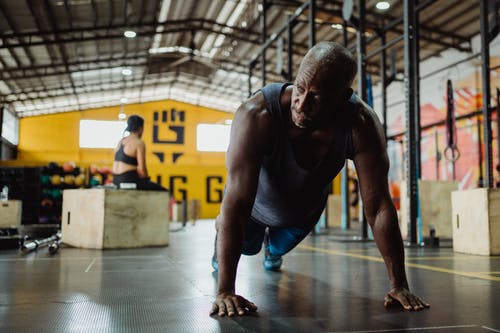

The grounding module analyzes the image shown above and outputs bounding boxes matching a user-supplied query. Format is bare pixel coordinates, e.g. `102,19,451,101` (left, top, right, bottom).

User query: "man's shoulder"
350,98,385,154
238,91,272,120
350,97,380,130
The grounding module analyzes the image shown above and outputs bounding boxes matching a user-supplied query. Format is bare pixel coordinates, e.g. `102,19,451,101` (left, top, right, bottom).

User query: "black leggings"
113,170,167,192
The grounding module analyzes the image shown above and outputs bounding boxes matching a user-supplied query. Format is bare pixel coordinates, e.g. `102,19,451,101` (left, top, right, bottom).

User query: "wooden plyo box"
62,189,169,249
327,195,342,228
400,180,458,239
451,188,500,255
171,199,201,223
0,200,22,227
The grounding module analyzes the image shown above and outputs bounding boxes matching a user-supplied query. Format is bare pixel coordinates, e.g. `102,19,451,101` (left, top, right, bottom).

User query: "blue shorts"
242,217,312,257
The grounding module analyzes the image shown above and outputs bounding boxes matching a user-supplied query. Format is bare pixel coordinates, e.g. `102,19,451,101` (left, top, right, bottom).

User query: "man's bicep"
223,105,270,214
353,150,392,220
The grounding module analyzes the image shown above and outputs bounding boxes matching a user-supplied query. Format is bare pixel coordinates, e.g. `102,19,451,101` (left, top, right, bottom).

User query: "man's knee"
267,243,292,257
241,242,262,256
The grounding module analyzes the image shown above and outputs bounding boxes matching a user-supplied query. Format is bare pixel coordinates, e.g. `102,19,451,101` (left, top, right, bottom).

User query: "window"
79,120,127,148
1,107,19,145
196,123,231,152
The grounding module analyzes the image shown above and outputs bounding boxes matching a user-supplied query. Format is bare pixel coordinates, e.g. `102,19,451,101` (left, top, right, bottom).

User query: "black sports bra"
114,144,138,166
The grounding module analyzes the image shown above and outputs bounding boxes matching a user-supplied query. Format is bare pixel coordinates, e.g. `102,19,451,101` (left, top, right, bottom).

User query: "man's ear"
344,88,354,101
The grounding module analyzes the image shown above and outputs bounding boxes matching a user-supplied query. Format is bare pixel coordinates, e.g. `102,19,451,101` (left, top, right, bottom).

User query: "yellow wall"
14,100,234,218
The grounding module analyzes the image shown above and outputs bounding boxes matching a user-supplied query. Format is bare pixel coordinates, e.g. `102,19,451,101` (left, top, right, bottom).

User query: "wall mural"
147,107,227,213
152,109,186,163
388,84,499,190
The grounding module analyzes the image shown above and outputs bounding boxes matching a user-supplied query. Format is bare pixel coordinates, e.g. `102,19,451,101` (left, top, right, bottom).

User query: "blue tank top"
250,83,356,229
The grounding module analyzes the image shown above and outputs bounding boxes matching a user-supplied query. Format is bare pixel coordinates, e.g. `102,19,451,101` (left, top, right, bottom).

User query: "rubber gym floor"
0,220,499,333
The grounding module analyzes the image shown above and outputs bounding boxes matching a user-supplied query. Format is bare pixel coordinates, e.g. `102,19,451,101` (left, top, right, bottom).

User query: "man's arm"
352,104,429,311
210,93,272,317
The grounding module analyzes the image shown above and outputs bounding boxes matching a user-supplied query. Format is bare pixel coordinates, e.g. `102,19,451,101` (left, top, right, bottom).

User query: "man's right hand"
210,292,258,317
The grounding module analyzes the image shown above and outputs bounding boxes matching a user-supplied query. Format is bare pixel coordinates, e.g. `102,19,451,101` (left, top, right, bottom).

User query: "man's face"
290,62,341,130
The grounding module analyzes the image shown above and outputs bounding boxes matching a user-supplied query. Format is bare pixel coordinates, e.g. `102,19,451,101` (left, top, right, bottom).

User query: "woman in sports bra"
112,115,167,191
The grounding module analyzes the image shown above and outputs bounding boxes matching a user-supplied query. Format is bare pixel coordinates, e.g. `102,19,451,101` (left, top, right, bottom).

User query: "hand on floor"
210,292,258,317
384,287,430,311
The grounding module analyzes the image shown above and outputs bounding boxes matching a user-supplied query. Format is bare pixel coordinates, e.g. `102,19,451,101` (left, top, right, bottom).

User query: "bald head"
298,41,357,93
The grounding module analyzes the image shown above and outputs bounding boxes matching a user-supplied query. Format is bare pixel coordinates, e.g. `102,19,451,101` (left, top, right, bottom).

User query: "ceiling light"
241,21,247,28
124,30,137,38
331,24,343,30
121,68,132,76
120,97,128,104
375,1,390,10
118,112,127,120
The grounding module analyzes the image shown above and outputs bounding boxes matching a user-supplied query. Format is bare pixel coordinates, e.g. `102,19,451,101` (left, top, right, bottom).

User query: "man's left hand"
384,287,430,311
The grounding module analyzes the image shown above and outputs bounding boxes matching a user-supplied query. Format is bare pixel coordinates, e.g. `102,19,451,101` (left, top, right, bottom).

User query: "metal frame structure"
0,1,494,238
240,0,495,244
480,0,494,189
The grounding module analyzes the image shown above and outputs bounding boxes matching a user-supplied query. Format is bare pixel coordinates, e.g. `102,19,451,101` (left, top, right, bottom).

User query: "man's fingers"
234,297,257,315
211,295,258,317
235,306,245,315
217,301,227,317
416,296,431,308
224,299,236,317
209,302,218,316
406,296,420,310
400,296,413,310
384,293,394,307
237,296,257,312
413,296,430,309
245,301,258,312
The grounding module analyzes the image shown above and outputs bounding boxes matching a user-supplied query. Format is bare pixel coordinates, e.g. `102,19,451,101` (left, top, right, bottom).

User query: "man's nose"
296,94,311,112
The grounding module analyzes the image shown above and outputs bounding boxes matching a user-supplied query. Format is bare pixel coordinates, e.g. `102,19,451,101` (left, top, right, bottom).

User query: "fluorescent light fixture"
376,1,390,10
124,30,136,38
148,46,212,58
204,0,246,57
121,68,132,76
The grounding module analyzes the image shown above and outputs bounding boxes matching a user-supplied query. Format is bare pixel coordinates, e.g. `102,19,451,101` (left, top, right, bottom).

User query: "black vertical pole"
357,0,368,239
261,0,267,88
341,19,350,230
309,0,317,232
0,105,3,160
477,117,484,187
342,19,348,48
434,127,440,180
380,32,388,141
480,0,493,188
497,88,500,177
248,63,253,97
404,0,418,245
309,0,316,48
287,16,294,82
414,1,422,180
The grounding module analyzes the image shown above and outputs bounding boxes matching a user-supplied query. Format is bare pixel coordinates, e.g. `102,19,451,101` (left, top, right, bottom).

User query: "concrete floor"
1,220,500,333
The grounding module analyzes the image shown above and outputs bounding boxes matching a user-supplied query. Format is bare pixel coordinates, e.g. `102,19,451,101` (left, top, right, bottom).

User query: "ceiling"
0,0,483,118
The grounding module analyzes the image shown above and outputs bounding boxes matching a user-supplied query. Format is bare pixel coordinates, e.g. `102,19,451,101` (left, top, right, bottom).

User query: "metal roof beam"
41,0,81,109
5,74,244,104
0,19,261,41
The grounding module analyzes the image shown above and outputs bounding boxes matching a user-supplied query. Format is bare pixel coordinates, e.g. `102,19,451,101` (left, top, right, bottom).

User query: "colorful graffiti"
388,87,499,189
